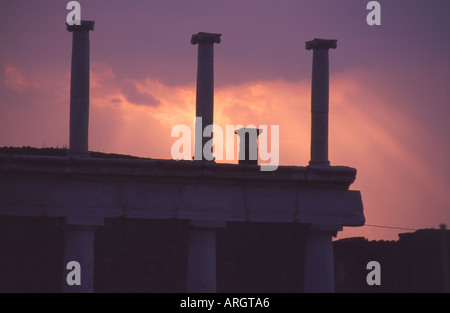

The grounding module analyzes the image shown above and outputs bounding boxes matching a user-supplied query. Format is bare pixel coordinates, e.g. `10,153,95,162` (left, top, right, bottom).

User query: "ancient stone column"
186,220,224,293
303,226,338,293
191,32,221,161
305,38,337,167
67,21,95,157
61,217,103,293
234,127,262,165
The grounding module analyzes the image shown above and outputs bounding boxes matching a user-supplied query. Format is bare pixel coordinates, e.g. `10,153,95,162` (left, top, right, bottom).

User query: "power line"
363,224,417,231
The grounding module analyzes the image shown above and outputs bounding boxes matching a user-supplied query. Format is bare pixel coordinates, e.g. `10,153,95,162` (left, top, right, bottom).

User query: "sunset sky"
0,0,449,241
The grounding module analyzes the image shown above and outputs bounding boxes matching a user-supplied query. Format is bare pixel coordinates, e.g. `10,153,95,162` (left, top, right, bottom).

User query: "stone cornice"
0,153,357,187
0,154,364,227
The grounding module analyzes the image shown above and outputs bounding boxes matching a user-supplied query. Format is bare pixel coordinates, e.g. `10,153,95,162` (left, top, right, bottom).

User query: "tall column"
303,225,339,293
191,32,221,161
61,217,103,293
67,21,95,157
186,220,224,293
305,38,337,167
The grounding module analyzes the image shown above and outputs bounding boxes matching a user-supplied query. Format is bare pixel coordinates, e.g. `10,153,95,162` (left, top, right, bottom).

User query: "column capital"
191,32,222,45
305,38,337,51
67,20,95,32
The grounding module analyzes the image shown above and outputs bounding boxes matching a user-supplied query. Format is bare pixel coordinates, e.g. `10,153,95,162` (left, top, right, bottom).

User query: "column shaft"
196,43,214,138
310,49,330,165
304,231,335,293
61,225,96,293
186,227,217,293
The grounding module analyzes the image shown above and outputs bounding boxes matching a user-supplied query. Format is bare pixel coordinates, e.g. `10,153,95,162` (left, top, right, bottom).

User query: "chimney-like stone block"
234,127,262,165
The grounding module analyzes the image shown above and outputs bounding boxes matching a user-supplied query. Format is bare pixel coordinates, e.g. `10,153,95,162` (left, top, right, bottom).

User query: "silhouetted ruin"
0,212,447,292
0,21,365,293
334,228,450,293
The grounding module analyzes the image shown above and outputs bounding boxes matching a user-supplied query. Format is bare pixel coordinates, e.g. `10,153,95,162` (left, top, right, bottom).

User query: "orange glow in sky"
1,1,449,241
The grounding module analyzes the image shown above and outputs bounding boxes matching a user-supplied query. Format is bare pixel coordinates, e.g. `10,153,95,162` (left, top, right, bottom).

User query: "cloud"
110,98,122,104
3,66,29,92
90,63,161,107
121,80,160,107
